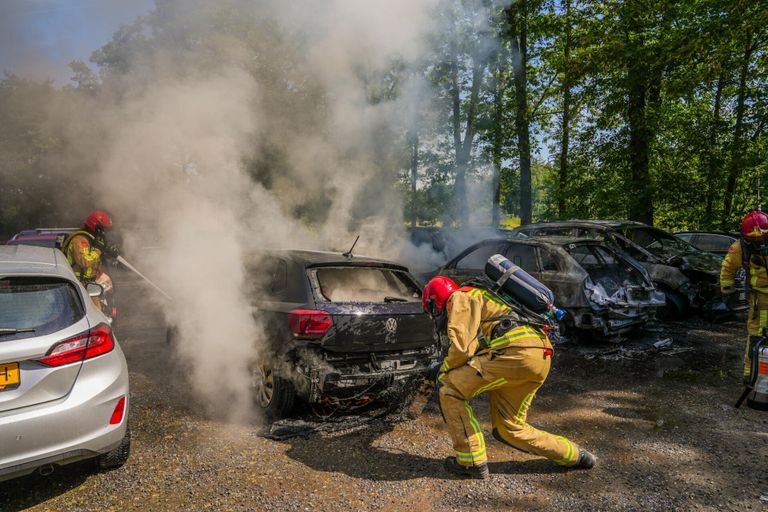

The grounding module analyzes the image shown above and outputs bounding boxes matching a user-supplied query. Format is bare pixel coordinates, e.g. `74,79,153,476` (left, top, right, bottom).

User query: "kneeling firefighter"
61,210,120,311
423,255,595,479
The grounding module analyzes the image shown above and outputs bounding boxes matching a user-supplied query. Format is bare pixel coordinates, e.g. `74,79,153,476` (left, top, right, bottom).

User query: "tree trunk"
489,58,503,228
410,132,419,228
557,0,572,219
625,42,655,225
491,57,504,227
449,32,464,227
507,1,532,225
723,31,754,226
704,73,725,228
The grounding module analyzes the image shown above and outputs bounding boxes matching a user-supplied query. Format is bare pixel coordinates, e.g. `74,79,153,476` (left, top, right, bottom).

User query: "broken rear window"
312,267,421,303
566,244,646,295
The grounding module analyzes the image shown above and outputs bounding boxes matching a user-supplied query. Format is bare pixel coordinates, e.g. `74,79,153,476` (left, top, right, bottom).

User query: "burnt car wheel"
658,288,686,320
251,360,295,419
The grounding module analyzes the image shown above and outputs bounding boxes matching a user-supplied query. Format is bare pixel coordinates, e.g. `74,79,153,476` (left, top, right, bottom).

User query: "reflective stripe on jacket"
444,286,547,371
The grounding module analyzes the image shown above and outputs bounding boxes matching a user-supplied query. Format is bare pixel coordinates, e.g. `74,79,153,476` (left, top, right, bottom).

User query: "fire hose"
116,255,173,301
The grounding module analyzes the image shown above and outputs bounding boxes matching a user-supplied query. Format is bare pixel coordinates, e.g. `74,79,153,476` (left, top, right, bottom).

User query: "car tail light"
38,323,115,367
288,310,332,339
109,396,126,425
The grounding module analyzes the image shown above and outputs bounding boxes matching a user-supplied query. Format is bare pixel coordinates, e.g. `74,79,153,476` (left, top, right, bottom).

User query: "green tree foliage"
1,0,767,238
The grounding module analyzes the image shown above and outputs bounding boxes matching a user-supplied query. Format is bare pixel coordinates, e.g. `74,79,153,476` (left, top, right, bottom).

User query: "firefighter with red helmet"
721,210,768,385
61,210,119,309
422,276,595,479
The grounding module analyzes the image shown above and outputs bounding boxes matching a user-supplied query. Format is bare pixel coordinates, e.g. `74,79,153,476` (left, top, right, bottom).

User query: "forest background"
1,0,767,238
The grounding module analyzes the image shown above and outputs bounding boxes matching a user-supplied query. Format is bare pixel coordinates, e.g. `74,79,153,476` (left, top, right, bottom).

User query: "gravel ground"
1,292,767,511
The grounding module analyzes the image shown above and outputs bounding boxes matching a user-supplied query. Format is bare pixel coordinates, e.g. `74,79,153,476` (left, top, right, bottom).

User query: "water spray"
116,255,173,301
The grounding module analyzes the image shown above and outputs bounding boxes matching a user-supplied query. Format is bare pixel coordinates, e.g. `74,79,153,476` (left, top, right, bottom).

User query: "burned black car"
513,220,746,317
247,250,439,418
431,237,665,339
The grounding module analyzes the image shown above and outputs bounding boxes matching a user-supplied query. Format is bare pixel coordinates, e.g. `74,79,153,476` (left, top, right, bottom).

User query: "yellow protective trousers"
438,331,580,468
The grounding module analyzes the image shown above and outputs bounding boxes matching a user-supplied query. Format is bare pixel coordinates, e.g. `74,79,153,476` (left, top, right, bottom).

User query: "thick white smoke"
59,0,455,419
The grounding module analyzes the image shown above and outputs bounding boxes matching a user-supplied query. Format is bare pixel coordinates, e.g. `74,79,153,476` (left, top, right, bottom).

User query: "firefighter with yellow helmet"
422,275,595,479
721,210,768,392
61,210,119,309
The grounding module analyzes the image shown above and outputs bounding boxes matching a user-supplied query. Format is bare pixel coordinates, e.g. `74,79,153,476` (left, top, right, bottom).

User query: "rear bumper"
290,345,439,403
0,346,129,482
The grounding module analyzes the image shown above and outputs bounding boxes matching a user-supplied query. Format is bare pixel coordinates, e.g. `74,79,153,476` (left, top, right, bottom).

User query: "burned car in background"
674,231,738,257
513,220,746,317
247,250,439,418
430,237,664,339
406,226,518,269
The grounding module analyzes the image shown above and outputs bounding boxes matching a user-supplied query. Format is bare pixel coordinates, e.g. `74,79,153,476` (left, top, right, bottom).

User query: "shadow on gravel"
282,423,446,481
0,460,92,512
282,422,571,481
487,458,570,475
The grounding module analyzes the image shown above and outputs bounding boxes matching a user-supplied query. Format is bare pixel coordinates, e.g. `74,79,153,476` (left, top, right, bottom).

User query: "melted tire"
252,361,296,420
97,428,130,470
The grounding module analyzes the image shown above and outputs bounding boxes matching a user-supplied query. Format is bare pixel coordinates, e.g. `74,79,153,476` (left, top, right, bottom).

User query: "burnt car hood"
680,252,723,274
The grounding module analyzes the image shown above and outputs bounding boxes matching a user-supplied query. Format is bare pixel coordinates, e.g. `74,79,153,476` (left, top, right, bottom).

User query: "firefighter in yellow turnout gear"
721,211,768,385
61,210,117,309
422,276,595,479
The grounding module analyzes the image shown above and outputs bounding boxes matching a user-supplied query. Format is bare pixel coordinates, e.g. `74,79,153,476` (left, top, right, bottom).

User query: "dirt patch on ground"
1,294,767,511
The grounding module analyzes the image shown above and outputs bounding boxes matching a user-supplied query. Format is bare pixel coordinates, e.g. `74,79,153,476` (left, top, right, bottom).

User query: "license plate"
0,362,20,391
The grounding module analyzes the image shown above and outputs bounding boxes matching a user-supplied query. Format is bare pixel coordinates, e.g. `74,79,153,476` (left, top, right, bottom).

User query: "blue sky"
0,0,154,83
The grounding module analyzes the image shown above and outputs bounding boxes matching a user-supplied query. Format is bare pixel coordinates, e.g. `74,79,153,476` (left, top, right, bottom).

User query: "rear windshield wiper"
0,328,36,336
383,296,409,303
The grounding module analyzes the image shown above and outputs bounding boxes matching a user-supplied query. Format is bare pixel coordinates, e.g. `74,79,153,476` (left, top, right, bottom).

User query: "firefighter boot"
444,457,490,480
574,448,596,469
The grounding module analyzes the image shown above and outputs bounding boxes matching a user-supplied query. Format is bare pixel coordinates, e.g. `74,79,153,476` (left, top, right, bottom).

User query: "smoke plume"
42,0,455,418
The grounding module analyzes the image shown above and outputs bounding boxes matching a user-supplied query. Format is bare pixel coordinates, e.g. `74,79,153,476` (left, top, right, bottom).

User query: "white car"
0,245,129,481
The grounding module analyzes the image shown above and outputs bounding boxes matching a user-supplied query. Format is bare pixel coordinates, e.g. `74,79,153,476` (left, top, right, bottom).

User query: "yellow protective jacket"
721,239,768,337
61,230,103,283
721,240,768,294
443,286,548,371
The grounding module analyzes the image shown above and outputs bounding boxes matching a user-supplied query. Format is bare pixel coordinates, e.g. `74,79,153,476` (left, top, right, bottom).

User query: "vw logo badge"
385,318,397,334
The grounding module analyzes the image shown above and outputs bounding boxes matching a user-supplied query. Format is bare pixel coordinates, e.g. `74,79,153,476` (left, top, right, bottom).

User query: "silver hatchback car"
0,245,129,481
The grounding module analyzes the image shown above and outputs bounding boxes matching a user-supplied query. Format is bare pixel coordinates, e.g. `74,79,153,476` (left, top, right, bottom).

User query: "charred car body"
431,237,664,338
248,250,439,418
513,220,746,316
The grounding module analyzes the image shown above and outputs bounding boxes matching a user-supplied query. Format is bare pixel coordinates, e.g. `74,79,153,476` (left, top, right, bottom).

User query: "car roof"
8,233,61,242
519,219,647,230
469,236,602,249
0,245,75,278
262,249,409,270
675,231,738,237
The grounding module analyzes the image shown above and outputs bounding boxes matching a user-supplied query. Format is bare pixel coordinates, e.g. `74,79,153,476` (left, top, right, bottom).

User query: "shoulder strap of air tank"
61,229,92,254
741,238,749,268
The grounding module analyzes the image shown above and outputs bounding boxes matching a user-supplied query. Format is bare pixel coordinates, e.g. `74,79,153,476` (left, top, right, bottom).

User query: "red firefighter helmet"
422,276,459,316
84,210,113,232
741,211,768,243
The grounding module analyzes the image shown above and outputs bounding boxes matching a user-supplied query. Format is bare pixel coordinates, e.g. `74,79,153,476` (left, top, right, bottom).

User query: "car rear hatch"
0,276,90,412
306,264,434,353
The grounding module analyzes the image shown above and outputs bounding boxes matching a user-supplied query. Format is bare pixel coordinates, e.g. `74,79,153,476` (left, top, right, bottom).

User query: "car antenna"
343,235,360,259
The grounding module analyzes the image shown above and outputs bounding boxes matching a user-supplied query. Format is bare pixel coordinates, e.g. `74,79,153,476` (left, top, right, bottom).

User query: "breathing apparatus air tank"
484,254,563,319
745,339,768,410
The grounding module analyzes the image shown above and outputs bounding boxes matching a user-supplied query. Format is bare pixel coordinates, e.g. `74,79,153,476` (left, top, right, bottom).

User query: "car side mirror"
86,282,104,298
